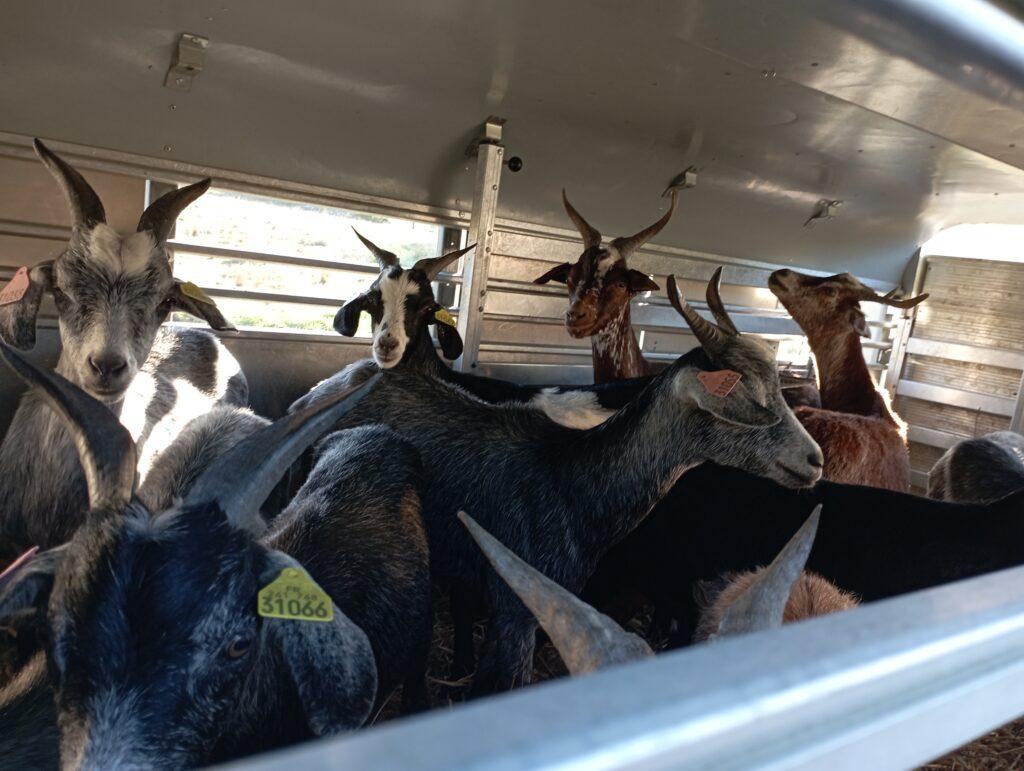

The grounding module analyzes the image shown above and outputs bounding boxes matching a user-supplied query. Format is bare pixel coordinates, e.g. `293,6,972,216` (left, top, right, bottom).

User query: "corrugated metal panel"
895,396,1010,438
902,354,1021,398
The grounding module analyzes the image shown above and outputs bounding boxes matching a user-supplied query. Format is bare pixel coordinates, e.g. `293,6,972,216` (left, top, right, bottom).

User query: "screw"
175,77,187,86
491,184,497,190
169,104,177,111
163,144,173,152
477,305,484,312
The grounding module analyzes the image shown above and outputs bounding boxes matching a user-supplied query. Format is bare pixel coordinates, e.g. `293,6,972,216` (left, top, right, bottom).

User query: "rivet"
163,144,173,152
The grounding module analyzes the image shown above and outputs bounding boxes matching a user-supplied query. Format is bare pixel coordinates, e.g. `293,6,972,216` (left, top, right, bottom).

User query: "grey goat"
0,343,429,769
0,140,246,564
928,430,1024,503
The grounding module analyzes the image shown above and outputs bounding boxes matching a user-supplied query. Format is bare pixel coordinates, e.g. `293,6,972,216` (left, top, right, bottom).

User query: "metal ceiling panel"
4,0,1024,282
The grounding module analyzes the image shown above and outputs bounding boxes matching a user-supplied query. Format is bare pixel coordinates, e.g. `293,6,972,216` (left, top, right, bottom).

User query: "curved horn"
352,228,399,270
458,512,652,675
858,284,929,310
666,274,728,351
705,266,739,336
717,505,822,637
0,342,135,512
611,190,677,257
183,373,382,534
412,244,475,281
562,190,601,250
137,178,212,244
33,139,106,231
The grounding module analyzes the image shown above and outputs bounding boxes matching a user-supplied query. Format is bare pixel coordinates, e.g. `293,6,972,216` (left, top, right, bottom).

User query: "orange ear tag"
0,267,31,306
697,369,742,397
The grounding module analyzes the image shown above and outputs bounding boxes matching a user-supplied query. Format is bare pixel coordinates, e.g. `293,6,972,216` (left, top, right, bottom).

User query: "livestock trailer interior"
3,0,1024,768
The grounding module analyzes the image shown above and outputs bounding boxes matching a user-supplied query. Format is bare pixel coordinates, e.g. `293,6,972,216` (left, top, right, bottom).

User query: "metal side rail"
226,564,1024,771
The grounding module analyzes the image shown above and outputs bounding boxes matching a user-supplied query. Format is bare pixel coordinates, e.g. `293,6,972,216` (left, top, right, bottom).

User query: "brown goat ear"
0,263,53,350
533,263,572,285
850,308,870,338
626,269,659,294
168,280,236,332
261,554,377,734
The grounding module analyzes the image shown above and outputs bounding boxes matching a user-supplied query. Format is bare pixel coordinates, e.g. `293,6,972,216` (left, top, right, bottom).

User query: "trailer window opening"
167,186,450,334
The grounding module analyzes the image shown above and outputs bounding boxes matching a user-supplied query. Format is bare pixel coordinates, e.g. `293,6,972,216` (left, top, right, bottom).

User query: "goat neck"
810,326,892,420
591,303,652,383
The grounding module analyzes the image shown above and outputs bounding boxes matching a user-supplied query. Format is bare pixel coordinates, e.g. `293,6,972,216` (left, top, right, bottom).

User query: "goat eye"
224,636,253,659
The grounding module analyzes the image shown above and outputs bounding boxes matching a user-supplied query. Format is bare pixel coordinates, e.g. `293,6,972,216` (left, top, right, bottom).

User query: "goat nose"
566,306,590,323
88,353,128,378
808,449,824,469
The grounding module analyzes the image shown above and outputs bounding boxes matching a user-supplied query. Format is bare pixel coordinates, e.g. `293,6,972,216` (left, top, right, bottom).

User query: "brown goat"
533,191,674,382
769,269,927,491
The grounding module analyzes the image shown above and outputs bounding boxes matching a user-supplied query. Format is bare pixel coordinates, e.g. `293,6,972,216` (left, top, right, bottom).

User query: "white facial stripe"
374,272,418,367
88,224,155,276
531,389,614,429
596,246,621,278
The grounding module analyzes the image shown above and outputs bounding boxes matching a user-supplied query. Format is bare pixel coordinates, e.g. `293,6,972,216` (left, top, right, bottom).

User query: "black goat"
0,344,429,769
928,431,1024,503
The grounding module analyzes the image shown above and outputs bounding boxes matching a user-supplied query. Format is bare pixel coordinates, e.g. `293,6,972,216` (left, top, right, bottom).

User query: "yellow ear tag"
258,568,334,623
180,281,216,306
434,308,457,327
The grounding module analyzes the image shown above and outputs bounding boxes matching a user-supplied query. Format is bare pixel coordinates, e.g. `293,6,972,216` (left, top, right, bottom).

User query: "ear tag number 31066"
258,568,333,622
697,369,742,398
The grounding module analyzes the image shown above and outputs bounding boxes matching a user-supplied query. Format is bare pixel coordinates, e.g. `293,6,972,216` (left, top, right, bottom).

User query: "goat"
532,191,674,382
295,230,649,429
534,193,820,408
0,343,431,769
928,431,1024,503
588,461,1024,647
768,269,927,491
0,140,245,564
300,272,823,694
458,508,841,677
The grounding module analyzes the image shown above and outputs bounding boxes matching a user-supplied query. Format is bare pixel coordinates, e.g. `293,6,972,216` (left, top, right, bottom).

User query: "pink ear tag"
697,369,742,397
0,546,39,585
0,267,31,306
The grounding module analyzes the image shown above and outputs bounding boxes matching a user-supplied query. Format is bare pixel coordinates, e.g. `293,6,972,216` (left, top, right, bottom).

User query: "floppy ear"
533,263,572,285
0,546,66,621
0,263,53,350
261,556,377,735
334,296,367,337
434,317,463,360
168,280,236,332
626,269,659,294
676,369,781,428
850,308,870,339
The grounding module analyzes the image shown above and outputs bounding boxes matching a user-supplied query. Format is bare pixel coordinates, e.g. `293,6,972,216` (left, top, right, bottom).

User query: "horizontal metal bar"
897,379,1016,416
908,425,962,450
226,563,1024,771
905,337,1024,370
910,469,931,490
168,241,462,284
0,218,70,242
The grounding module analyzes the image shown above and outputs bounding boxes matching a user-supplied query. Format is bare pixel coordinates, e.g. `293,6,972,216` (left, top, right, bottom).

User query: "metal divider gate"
890,255,1024,492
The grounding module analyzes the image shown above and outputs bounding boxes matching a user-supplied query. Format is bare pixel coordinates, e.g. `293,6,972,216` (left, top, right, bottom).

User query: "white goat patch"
530,389,614,429
88,224,155,276
374,272,418,367
596,246,620,277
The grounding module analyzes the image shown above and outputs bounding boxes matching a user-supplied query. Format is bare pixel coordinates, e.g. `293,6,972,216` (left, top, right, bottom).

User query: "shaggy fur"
769,269,916,491
929,431,1024,503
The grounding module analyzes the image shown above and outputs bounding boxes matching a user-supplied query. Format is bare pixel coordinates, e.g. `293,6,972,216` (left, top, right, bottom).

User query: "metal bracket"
165,33,208,92
456,118,506,371
804,199,842,228
662,166,698,196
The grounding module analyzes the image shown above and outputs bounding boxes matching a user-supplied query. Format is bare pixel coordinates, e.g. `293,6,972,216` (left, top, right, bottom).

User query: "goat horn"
878,289,929,309
716,505,822,638
666,274,728,351
562,190,602,250
611,189,678,257
137,178,212,244
458,511,652,675
183,373,382,535
705,266,739,336
412,244,475,281
352,228,399,270
33,139,106,231
0,342,136,512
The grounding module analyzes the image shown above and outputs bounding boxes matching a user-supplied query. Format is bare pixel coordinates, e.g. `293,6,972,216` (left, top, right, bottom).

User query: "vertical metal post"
455,118,505,371
884,253,929,396
1010,371,1024,432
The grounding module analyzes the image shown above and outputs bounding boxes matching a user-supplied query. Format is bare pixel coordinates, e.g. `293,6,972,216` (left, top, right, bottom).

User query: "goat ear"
626,269,659,294
533,263,572,285
0,263,53,350
677,369,781,428
261,555,377,735
850,308,870,338
168,281,236,332
333,296,366,337
433,315,463,360
0,546,66,621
